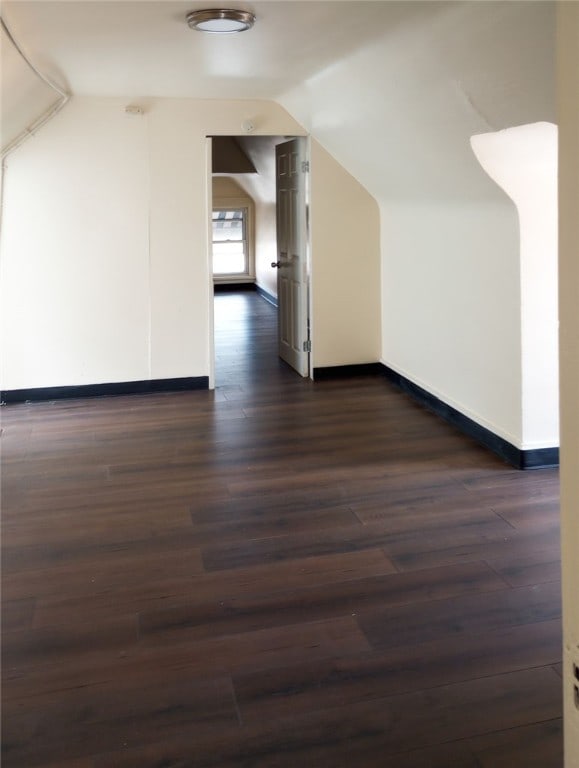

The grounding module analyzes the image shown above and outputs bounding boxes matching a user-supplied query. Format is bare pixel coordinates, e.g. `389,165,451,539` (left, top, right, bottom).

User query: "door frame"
205,134,313,391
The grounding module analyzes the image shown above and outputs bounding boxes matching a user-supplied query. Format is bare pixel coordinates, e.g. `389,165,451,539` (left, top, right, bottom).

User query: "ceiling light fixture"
186,9,255,34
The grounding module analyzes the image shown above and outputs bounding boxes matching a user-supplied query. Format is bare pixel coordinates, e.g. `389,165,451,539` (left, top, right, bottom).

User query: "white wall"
235,136,280,299
228,135,383,365
279,0,555,448
0,97,304,389
2,2,558,451
310,139,381,368
253,200,277,298
214,136,382,365
1,96,382,388
1,98,151,388
380,199,522,444
472,123,559,449
558,3,579,764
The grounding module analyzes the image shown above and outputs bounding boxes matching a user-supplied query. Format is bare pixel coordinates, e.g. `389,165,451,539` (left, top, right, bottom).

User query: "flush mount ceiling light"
186,9,255,33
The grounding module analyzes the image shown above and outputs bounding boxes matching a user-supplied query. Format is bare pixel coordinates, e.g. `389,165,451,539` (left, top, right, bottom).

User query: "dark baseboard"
518,447,560,470
214,282,256,293
380,364,559,470
255,285,278,307
313,363,384,380
1,377,209,405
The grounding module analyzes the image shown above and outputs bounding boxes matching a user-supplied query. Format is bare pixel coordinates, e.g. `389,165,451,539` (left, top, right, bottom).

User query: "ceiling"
278,0,555,200
1,1,555,204
1,1,430,100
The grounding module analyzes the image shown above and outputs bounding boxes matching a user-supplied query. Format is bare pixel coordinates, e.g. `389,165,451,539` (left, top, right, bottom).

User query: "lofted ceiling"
1,1,556,203
0,1,433,100
278,0,555,200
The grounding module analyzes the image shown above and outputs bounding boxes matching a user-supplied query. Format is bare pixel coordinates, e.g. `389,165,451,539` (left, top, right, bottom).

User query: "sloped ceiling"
1,20,65,152
1,1,555,203
235,135,283,205
279,1,555,201
212,136,256,174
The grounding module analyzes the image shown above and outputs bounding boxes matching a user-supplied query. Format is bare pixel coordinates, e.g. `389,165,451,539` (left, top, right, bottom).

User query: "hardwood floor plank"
200,515,515,571
22,760,93,768
387,520,560,572
1,597,36,632
137,561,506,649
232,619,562,724
363,742,480,768
139,563,504,644
357,580,561,649
136,547,395,620
188,502,361,544
90,668,561,768
32,574,202,627
487,548,562,587
1,506,193,548
3,546,204,605
468,717,563,767
3,617,369,702
495,498,561,529
2,617,137,669
2,529,204,577
0,292,563,766
2,674,238,767
459,468,559,493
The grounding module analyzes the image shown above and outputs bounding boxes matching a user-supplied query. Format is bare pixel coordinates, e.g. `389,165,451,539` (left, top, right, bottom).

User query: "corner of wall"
310,139,381,368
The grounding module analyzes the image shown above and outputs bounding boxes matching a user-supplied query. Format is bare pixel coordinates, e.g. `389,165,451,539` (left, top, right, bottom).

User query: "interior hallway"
1,290,562,767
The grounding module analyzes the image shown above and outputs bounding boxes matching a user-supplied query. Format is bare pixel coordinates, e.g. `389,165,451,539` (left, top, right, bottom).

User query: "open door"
274,138,310,376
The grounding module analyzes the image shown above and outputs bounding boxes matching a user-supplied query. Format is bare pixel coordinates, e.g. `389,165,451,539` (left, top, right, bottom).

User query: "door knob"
271,261,282,268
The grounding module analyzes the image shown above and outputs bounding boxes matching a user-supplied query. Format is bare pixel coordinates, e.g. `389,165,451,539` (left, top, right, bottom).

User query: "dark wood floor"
1,291,562,767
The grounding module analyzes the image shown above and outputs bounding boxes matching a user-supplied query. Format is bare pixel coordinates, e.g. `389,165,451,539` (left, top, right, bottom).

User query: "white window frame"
212,197,255,283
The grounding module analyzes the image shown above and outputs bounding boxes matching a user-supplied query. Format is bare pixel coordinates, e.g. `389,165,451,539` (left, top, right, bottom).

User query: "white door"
274,138,309,377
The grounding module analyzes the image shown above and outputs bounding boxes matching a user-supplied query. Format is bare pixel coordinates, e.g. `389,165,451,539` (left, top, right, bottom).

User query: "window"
212,208,250,278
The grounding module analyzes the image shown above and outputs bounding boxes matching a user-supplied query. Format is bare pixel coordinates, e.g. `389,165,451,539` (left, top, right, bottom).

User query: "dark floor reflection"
214,290,295,390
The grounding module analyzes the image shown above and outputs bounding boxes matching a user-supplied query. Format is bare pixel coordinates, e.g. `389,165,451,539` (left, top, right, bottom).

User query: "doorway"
209,134,311,389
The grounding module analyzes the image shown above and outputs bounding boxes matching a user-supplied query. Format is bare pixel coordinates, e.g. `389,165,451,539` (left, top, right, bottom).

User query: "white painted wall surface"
235,136,382,360
472,123,559,449
380,200,522,445
252,201,277,299
234,137,281,299
558,3,579,764
0,97,303,389
1,1,558,451
1,98,150,388
279,0,554,448
310,140,381,368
